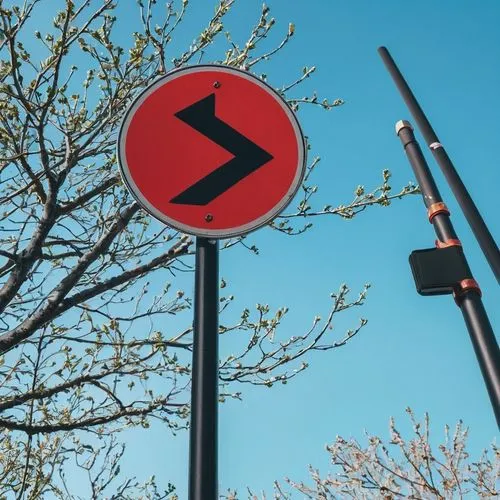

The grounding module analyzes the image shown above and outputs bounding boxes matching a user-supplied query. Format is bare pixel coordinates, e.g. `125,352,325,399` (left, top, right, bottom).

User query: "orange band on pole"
427,202,450,223
435,238,462,249
453,278,482,304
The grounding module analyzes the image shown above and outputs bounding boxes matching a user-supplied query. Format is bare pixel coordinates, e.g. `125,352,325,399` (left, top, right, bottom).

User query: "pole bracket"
409,245,478,296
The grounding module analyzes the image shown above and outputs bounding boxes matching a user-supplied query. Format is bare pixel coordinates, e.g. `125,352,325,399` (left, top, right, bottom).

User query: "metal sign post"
378,46,500,283
117,65,307,500
396,120,500,427
190,237,219,500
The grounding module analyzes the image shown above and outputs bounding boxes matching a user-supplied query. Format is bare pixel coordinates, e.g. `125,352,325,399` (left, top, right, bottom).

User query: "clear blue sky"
26,0,500,496
113,1,499,496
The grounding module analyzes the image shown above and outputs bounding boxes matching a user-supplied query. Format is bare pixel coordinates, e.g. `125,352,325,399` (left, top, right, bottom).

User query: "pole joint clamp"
427,202,450,223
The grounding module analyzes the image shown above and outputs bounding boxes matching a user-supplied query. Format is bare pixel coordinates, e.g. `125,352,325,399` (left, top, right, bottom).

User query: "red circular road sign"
118,65,306,238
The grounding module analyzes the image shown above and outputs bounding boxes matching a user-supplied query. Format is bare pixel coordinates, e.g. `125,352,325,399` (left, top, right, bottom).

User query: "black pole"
378,46,500,283
396,120,500,427
189,237,219,500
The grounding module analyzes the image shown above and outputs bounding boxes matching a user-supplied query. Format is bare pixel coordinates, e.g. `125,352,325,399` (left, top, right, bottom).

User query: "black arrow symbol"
170,93,273,205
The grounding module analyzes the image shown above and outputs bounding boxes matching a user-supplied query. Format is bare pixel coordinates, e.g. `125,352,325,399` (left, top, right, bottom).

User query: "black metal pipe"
397,120,500,427
189,237,219,500
396,121,458,242
379,46,500,283
461,293,500,422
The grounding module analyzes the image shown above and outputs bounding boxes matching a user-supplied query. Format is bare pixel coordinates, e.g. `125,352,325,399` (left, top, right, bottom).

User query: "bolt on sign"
118,65,306,238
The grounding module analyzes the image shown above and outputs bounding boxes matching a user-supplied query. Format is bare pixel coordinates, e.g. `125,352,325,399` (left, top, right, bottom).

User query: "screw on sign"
118,65,306,239
117,65,306,500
